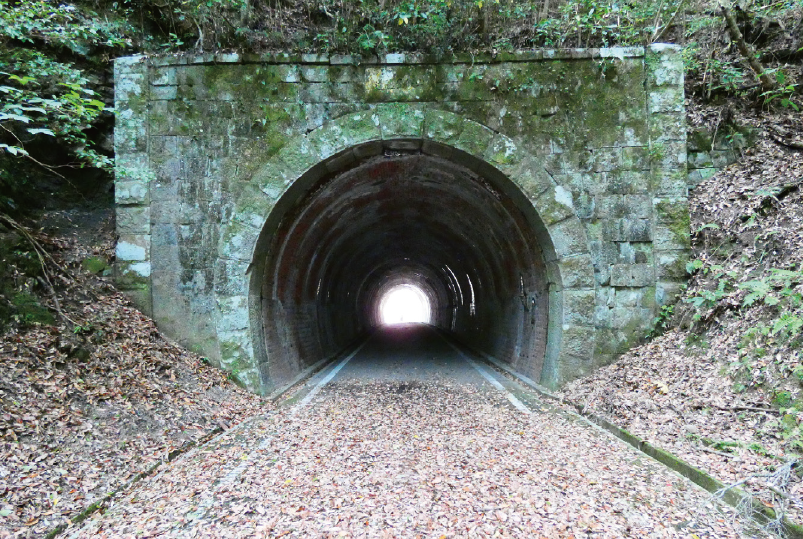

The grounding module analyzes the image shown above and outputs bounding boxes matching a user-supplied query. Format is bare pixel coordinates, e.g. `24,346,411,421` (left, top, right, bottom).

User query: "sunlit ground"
379,285,431,325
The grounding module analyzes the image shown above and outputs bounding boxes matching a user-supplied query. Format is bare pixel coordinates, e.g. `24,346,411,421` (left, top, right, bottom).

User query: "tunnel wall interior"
113,46,690,395
253,150,550,387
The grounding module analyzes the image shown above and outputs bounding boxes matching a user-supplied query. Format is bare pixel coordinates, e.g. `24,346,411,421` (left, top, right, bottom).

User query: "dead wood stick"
36,276,79,328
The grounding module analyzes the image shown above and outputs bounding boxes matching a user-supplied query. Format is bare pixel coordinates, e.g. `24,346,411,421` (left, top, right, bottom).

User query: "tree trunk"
719,1,777,93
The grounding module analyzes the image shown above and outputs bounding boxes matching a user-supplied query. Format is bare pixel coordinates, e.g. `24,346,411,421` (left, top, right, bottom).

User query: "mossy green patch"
82,256,109,275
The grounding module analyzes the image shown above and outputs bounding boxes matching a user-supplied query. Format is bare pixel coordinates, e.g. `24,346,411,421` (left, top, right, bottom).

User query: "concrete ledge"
141,48,647,68
266,332,374,402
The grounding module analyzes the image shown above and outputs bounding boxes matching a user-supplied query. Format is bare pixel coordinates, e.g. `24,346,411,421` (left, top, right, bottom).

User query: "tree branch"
719,1,777,93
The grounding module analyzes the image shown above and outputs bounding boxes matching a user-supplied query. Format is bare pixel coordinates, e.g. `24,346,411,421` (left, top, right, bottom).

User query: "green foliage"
760,68,801,111
684,262,736,319
123,0,691,55
647,303,674,339
0,50,110,167
0,1,133,173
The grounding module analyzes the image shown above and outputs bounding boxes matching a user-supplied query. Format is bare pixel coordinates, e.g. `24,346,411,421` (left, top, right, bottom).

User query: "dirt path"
67,325,759,538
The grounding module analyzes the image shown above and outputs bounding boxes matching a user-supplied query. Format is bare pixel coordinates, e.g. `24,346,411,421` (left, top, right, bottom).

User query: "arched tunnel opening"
249,140,555,390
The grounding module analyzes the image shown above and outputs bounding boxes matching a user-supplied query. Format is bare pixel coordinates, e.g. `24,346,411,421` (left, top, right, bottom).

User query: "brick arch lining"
215,108,596,394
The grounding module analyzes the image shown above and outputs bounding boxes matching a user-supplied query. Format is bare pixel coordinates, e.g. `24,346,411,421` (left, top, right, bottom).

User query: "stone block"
300,66,330,83
115,260,152,288
656,280,686,306
711,149,736,168
563,290,595,326
151,85,177,100
653,197,689,225
623,195,652,219
688,151,714,168
453,120,494,159
595,195,625,218
152,68,177,86
654,224,690,250
377,102,426,139
120,286,152,316
216,295,249,333
610,263,654,287
646,44,684,87
582,147,621,172
307,111,381,160
650,167,687,197
621,146,650,171
614,287,642,308
557,254,595,289
214,259,249,297
573,192,595,219
561,325,595,361
220,220,261,262
484,134,524,171
117,206,151,234
652,141,687,169
114,55,146,75
533,187,574,226
116,73,146,102
589,239,619,267
423,108,465,147
550,220,588,258
603,218,652,242
648,87,684,113
115,180,150,205
606,171,650,194
648,113,685,142
656,250,691,279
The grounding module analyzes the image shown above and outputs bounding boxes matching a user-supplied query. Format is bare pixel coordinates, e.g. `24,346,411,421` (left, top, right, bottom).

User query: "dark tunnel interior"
249,140,553,390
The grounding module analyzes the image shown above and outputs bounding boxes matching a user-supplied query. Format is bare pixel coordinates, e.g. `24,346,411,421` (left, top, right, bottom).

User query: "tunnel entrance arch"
114,47,690,394
222,109,595,395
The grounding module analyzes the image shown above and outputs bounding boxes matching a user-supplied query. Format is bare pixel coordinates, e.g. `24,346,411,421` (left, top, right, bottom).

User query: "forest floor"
0,216,266,538
560,102,803,528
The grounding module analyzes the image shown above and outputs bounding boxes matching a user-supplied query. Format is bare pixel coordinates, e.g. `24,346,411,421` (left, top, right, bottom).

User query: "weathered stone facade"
114,46,689,395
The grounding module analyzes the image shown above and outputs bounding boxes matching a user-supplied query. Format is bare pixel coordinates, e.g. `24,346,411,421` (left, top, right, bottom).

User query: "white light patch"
379,285,431,325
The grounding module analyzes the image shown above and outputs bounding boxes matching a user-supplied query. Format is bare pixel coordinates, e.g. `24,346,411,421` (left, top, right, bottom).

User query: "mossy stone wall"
114,46,689,394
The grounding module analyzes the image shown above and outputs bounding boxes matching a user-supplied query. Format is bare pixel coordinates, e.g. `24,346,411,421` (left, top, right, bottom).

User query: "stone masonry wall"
114,46,689,393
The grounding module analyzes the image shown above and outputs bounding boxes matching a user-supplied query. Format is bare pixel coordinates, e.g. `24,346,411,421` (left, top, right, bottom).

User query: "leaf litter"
70,378,759,538
0,225,265,538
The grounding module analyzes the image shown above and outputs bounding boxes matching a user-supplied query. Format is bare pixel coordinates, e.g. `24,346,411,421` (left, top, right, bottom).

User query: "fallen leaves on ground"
72,379,755,538
0,229,266,538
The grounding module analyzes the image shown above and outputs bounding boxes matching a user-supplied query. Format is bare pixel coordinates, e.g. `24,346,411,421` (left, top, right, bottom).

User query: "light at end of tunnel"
379,285,431,325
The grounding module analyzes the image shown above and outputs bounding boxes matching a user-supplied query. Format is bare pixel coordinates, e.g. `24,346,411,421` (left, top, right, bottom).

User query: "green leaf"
739,279,771,307
0,144,29,156
27,127,55,136
0,112,31,123
8,74,35,86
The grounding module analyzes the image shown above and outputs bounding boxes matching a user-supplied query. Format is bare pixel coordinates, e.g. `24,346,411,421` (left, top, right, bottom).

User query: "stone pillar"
646,44,691,308
114,56,153,315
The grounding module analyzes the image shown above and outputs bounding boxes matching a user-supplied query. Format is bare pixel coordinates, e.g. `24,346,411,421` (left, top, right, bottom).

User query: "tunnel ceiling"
257,148,550,386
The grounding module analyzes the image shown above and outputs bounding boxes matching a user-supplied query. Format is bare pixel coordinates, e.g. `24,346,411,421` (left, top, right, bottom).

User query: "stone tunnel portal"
113,47,691,396
251,141,551,388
